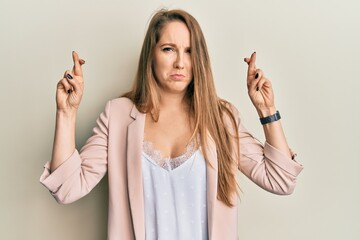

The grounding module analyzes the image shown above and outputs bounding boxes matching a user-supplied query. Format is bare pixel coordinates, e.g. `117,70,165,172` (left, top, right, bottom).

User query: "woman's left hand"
244,52,276,117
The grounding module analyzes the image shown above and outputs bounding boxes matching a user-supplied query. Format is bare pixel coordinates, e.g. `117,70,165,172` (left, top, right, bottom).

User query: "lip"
170,74,185,80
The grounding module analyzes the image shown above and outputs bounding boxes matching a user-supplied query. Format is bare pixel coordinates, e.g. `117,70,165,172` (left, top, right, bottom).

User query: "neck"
158,90,189,113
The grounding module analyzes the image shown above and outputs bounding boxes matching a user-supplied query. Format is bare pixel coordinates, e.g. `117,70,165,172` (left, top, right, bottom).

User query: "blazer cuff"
264,142,304,177
39,150,81,194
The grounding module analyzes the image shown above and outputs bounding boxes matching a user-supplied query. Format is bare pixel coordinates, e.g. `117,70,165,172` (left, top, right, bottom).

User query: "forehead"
158,21,190,46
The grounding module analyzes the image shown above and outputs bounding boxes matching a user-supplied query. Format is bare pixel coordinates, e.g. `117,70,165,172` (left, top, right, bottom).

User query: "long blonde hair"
123,9,240,207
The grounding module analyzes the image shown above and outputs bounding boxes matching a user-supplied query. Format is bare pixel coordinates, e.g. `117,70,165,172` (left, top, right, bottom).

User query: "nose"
174,52,185,69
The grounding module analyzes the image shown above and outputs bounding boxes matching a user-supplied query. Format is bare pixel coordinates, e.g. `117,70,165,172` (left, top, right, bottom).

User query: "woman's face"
153,21,193,95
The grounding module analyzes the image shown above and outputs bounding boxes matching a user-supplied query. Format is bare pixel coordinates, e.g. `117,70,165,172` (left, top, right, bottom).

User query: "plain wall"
1,0,359,239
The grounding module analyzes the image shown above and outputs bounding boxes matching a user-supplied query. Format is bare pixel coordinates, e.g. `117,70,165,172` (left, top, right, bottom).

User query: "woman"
40,9,303,240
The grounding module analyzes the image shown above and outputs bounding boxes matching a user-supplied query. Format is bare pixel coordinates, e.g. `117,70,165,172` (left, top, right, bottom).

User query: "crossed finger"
71,51,85,76
244,52,257,74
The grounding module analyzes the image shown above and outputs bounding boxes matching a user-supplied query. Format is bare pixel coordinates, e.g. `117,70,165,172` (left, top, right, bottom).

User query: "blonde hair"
123,9,240,207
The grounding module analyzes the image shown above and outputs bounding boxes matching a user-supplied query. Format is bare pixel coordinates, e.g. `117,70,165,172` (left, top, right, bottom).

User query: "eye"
186,48,191,54
162,47,174,52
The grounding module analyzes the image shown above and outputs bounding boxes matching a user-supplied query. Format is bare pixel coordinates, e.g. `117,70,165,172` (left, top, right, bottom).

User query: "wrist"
56,108,77,120
260,110,281,125
257,106,276,118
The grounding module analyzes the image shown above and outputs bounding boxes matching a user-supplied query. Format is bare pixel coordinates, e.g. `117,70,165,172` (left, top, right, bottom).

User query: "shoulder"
220,99,242,125
100,97,137,120
104,97,135,114
108,97,134,108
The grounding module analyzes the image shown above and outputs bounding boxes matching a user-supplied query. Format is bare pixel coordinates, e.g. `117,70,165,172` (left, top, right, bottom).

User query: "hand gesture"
56,51,85,112
244,52,276,117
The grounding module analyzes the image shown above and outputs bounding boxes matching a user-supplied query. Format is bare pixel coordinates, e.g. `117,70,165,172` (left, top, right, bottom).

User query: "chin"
162,82,190,95
168,88,188,95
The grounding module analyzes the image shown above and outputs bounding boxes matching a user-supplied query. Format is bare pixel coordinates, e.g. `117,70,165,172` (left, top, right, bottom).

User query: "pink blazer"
40,98,303,240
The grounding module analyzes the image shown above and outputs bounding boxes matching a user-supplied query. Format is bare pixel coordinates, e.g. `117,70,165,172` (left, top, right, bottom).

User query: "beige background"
1,0,359,239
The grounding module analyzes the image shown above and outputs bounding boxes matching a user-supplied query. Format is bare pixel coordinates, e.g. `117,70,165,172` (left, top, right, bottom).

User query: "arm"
236,52,303,194
244,52,291,158
40,52,108,204
237,117,303,195
51,111,77,171
40,101,110,204
259,108,292,158
51,51,85,172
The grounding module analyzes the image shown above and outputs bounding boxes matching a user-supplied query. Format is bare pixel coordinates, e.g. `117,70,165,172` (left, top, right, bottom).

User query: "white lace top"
141,139,208,240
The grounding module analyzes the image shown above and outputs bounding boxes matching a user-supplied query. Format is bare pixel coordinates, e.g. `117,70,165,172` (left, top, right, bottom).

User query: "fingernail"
256,87,259,91
67,74,73,79
255,73,259,79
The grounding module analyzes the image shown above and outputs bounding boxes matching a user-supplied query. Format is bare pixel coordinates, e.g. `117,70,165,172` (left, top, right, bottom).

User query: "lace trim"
142,137,198,171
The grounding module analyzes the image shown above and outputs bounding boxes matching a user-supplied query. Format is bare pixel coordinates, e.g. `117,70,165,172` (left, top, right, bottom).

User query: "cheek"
188,64,193,77
186,58,193,73
154,56,168,73
152,57,161,77
153,61,167,82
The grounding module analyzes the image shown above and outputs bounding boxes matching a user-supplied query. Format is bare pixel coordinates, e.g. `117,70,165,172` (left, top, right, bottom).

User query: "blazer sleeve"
233,107,304,195
39,101,111,204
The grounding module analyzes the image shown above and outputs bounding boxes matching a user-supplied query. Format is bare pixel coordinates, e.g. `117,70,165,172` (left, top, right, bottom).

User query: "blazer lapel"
127,104,146,240
205,132,218,239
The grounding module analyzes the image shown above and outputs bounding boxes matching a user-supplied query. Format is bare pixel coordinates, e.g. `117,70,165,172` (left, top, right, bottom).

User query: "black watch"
260,111,281,125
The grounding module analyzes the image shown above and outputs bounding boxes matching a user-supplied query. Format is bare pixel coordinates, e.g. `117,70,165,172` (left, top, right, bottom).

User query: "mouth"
170,74,185,80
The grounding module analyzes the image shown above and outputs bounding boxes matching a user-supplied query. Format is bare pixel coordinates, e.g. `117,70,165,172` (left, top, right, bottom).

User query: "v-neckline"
142,139,198,171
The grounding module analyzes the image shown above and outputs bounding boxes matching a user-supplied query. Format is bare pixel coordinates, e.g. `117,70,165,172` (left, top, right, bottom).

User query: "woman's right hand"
56,51,85,113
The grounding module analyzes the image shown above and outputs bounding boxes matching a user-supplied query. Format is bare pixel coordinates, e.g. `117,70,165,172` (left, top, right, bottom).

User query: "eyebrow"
159,43,191,49
160,43,176,47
